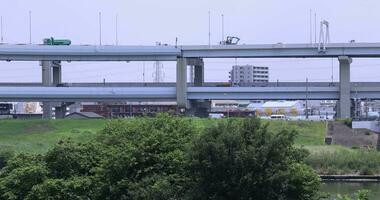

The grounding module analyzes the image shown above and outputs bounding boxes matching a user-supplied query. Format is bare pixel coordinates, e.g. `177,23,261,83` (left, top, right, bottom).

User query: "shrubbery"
0,114,321,199
187,118,320,200
306,148,380,175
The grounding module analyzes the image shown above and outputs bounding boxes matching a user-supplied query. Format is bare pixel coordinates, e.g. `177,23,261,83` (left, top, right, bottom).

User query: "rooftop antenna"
115,14,118,45
221,14,225,42
29,11,32,44
1,16,3,43
208,10,211,47
99,12,102,45
309,9,312,44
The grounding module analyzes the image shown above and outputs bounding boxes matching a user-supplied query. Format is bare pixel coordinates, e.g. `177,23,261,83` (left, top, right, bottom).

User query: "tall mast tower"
152,42,165,82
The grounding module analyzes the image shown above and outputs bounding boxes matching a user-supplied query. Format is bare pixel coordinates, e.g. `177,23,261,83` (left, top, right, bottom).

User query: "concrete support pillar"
41,61,53,119
41,60,64,119
188,100,211,118
194,59,204,86
52,61,62,86
41,61,53,86
176,58,188,109
338,56,352,119
54,105,67,119
187,59,207,117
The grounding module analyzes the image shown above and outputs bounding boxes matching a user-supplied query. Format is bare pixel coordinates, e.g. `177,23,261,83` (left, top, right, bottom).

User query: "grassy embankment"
0,119,106,154
0,119,380,174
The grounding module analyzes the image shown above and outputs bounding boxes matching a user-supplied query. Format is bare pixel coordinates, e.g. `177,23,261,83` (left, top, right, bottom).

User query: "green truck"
43,37,71,45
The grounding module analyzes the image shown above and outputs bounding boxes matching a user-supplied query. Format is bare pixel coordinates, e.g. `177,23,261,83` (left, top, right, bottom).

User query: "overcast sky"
0,0,380,83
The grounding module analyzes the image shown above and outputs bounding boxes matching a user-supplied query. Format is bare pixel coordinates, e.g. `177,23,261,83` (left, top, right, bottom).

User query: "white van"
270,114,286,120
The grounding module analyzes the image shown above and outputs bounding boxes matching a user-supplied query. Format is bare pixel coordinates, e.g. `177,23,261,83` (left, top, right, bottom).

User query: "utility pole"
221,14,225,42
306,77,309,119
314,13,317,44
208,11,211,47
142,62,145,83
0,16,3,43
309,9,312,44
115,14,118,45
29,11,32,44
99,12,102,45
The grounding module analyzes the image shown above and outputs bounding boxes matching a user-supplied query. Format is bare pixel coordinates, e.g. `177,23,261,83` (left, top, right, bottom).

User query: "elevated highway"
0,82,379,88
1,42,380,118
1,43,380,61
0,85,378,102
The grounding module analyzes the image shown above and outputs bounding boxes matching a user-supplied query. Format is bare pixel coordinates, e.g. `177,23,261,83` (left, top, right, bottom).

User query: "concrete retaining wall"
352,121,380,133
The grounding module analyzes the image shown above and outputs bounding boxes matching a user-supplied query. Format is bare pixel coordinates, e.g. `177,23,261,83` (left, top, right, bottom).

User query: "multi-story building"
229,65,269,86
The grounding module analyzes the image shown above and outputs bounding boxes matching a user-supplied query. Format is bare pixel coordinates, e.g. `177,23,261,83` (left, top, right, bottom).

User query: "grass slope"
264,120,327,146
0,119,326,154
0,119,106,153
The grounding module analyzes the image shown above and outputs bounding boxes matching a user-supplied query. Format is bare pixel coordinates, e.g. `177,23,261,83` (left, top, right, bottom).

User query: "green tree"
0,154,47,200
0,115,322,199
187,118,321,200
0,114,196,199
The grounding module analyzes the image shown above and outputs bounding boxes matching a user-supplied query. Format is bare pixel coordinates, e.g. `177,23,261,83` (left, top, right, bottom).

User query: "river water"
321,182,380,199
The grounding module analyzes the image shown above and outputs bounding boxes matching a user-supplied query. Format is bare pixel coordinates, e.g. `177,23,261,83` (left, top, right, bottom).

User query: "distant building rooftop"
262,101,299,108
65,112,104,119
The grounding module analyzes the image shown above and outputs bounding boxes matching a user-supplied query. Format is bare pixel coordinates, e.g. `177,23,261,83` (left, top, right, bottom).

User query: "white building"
248,100,304,116
229,65,269,86
14,102,43,114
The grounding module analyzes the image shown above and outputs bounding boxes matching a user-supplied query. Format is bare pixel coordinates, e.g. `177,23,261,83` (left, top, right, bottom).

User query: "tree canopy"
0,115,321,200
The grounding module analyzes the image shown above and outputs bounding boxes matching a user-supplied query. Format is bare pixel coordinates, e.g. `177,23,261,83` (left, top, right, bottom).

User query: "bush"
335,189,371,200
0,114,196,199
0,150,13,169
187,118,321,200
306,148,380,175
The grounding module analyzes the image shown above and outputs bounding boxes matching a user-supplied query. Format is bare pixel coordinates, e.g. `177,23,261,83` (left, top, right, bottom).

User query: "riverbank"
321,182,380,200
321,175,380,182
306,145,380,175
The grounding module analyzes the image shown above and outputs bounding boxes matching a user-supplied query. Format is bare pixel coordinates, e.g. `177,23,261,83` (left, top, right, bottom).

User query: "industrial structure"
1,41,380,118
